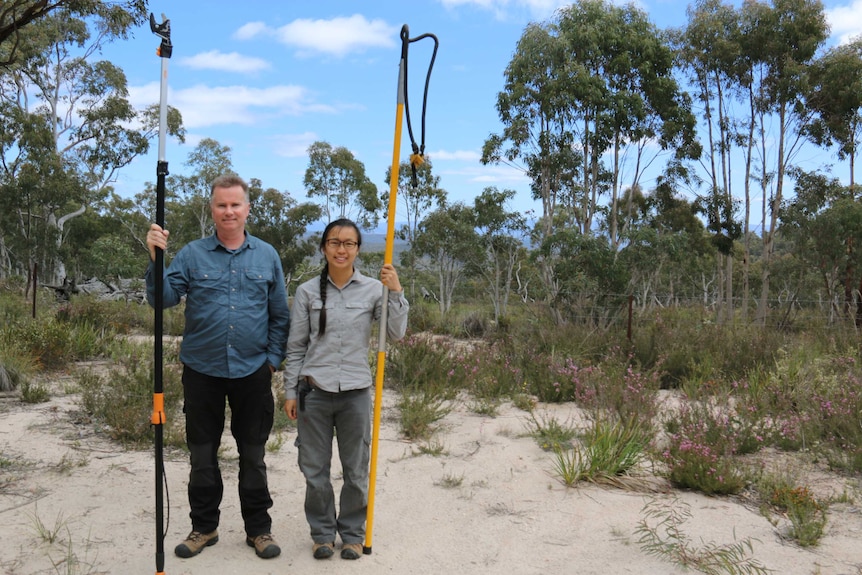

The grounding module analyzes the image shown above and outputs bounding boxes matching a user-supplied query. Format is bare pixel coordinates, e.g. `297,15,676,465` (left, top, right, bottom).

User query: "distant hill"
360,233,408,254
303,232,410,263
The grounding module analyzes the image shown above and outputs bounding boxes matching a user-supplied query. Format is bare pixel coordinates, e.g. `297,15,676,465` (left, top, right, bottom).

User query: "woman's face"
323,225,360,273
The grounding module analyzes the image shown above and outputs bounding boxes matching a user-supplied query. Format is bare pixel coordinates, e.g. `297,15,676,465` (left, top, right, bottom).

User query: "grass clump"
553,416,650,487
524,410,577,452
0,347,36,392
28,506,69,544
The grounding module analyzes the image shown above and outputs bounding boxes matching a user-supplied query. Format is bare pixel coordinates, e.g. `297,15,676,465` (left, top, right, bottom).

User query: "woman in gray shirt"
283,218,409,561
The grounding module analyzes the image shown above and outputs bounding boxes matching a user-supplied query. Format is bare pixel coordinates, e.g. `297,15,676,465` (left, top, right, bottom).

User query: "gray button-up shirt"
283,269,409,400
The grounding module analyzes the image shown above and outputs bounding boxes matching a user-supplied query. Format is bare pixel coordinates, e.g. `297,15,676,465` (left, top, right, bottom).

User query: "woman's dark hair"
317,218,362,336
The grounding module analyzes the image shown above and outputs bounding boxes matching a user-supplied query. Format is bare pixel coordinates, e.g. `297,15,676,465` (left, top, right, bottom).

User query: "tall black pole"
149,12,172,575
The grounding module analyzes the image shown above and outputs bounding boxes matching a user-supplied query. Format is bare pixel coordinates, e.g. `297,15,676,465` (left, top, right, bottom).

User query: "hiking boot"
312,541,335,559
341,542,363,560
175,530,218,558
246,533,281,559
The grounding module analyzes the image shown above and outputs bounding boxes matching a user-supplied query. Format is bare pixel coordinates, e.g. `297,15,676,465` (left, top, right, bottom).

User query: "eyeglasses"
325,239,359,250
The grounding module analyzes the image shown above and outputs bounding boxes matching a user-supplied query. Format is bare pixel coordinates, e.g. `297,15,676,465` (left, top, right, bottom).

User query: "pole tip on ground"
363,546,372,555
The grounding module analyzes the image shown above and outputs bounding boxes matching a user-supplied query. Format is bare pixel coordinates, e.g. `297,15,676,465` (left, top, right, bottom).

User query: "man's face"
211,185,250,235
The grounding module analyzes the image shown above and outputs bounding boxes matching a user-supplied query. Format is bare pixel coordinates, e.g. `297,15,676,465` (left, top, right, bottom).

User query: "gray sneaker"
175,530,219,558
246,533,281,559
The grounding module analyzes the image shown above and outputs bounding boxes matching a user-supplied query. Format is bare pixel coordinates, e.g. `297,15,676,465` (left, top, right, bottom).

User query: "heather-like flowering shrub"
661,403,748,495
385,333,457,392
736,352,862,471
446,339,523,400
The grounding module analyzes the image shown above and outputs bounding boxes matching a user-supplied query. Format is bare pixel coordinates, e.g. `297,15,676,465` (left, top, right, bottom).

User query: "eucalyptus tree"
383,159,446,245
246,178,322,288
481,20,584,324
0,0,146,67
0,3,184,284
382,159,446,298
619,181,714,306
471,187,528,323
304,140,381,229
675,0,748,323
169,138,233,243
482,22,572,238
483,0,698,324
411,203,481,316
804,39,862,194
780,169,862,322
740,0,828,323
555,0,700,250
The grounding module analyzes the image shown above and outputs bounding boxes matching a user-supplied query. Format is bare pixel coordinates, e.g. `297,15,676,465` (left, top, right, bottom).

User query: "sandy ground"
1,372,861,575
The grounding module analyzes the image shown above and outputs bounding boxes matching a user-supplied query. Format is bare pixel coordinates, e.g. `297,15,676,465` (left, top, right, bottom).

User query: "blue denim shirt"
146,233,290,379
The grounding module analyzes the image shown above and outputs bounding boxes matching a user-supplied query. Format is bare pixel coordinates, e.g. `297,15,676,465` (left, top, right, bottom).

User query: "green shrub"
766,484,827,547
20,379,50,403
397,390,452,441
76,347,184,447
1,317,109,370
385,333,457,392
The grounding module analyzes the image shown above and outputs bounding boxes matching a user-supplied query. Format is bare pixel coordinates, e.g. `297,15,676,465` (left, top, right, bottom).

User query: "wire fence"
531,292,862,336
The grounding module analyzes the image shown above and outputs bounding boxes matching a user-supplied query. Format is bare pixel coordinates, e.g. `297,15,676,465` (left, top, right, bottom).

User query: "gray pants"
295,383,371,545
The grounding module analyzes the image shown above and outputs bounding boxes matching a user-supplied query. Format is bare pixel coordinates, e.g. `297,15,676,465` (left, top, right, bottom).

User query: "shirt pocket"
244,268,272,304
190,268,224,294
346,301,373,330
309,300,327,336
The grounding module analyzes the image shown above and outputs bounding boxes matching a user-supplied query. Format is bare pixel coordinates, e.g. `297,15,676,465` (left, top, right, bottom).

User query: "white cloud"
233,15,398,57
179,50,270,73
827,1,862,45
272,132,319,158
437,0,569,19
427,149,482,162
441,163,529,186
234,21,268,40
128,82,337,129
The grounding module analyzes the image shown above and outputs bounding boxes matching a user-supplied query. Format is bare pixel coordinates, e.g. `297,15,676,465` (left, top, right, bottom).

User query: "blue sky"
102,0,862,223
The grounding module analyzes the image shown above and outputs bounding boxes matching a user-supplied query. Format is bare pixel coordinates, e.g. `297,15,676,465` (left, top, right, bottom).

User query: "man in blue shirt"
146,174,290,561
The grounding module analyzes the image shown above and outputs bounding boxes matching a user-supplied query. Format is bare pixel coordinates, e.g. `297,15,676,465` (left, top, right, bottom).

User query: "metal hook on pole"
364,23,437,556
149,11,172,575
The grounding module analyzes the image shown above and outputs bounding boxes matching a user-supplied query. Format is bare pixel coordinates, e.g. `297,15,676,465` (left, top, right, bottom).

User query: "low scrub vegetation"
2,290,860,554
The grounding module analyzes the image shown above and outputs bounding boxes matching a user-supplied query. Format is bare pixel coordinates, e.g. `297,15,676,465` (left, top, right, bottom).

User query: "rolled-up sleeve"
386,291,409,341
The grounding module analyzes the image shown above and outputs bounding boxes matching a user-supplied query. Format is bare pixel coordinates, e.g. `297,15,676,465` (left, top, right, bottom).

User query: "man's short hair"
210,174,249,198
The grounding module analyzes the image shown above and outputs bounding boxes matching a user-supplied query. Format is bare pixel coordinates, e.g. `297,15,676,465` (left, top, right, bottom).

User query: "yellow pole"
364,25,409,556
